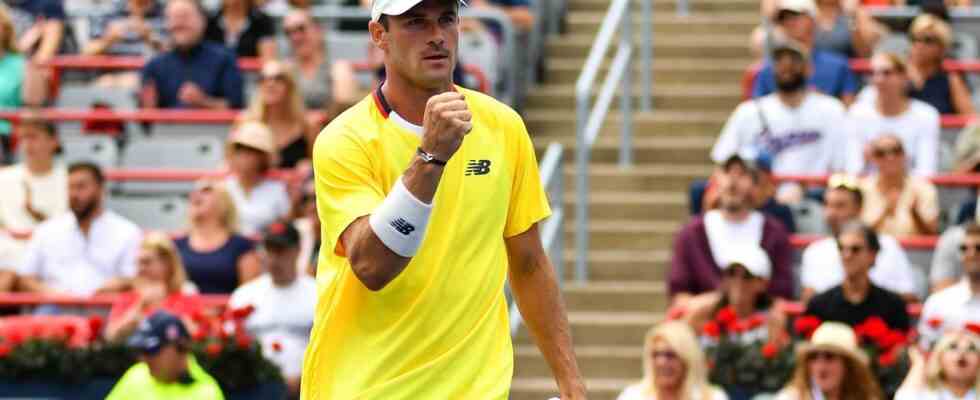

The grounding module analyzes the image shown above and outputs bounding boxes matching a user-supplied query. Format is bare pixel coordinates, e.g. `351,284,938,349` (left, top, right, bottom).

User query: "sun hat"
227,121,278,166
799,322,869,365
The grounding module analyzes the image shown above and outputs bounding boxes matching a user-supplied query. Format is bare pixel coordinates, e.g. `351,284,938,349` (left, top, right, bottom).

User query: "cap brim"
373,0,469,21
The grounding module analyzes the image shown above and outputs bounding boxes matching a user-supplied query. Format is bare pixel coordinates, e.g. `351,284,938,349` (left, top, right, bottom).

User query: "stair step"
563,191,690,220
510,377,632,400
525,84,741,111
524,110,727,137
563,281,668,312
545,57,752,85
533,136,716,165
563,219,678,250
566,0,759,13
560,163,713,191
515,311,663,346
515,345,644,380
561,249,670,282
546,34,750,59
565,12,759,34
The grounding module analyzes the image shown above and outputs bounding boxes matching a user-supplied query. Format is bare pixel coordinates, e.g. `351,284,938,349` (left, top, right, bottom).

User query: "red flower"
716,306,737,330
0,343,11,358
878,346,899,367
271,341,283,353
761,341,779,359
927,317,943,330
856,317,889,343
966,323,980,336
228,305,255,321
875,330,907,351
746,314,766,330
206,343,222,357
730,320,750,334
6,329,24,346
702,321,722,339
235,334,252,350
192,328,208,342
794,315,822,339
64,324,78,341
87,315,104,336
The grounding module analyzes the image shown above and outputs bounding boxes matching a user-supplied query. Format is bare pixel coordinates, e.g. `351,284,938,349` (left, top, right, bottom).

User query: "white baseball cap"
371,0,468,22
718,244,772,280
777,0,816,18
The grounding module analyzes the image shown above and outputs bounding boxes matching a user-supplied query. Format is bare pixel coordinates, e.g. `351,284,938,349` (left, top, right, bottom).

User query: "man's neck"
381,75,453,126
722,208,751,223
77,208,103,235
25,158,53,176
968,275,980,296
237,172,261,194
777,89,807,108
271,274,297,288
842,274,871,303
877,96,909,117
224,1,247,18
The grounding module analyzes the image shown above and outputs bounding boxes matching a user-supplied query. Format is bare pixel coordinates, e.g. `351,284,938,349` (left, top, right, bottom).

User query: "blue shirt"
752,49,859,99
175,234,254,294
142,42,245,109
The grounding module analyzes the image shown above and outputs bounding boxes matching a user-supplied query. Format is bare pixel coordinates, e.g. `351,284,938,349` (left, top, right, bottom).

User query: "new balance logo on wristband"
391,218,416,236
465,160,491,176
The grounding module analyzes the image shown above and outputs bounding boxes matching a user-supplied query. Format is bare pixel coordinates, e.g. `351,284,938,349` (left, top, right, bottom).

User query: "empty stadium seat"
459,27,501,93
325,32,375,88
118,137,225,194
60,135,119,170
148,123,231,142
56,85,140,137
107,195,188,232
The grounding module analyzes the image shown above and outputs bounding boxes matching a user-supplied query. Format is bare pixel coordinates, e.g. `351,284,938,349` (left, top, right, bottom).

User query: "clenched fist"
420,92,471,162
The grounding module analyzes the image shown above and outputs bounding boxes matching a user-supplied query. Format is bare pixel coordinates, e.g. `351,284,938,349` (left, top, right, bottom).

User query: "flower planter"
0,379,286,399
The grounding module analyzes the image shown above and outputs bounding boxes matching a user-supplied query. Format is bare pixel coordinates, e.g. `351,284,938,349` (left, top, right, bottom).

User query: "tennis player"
300,0,586,398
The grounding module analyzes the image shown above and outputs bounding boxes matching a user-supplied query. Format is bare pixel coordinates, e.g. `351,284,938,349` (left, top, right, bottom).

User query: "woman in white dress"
616,321,728,400
775,322,882,400
896,330,980,400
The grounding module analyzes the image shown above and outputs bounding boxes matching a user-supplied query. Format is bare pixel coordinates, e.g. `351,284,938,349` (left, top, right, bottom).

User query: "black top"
909,71,958,115
204,9,275,58
759,197,797,233
174,234,255,294
279,134,309,169
804,283,910,331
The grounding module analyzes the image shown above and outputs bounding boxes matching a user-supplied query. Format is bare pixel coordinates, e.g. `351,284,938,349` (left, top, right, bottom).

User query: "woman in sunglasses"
897,330,980,400
241,60,314,169
859,134,940,236
617,321,728,400
776,322,882,400
907,13,974,116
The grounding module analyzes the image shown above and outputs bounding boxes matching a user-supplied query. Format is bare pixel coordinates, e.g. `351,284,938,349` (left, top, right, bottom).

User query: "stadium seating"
117,137,225,195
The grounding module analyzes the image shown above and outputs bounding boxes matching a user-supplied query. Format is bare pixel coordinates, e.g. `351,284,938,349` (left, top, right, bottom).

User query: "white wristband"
368,177,433,257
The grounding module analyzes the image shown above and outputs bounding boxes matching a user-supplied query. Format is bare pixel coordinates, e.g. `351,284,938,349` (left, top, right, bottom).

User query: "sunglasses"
807,350,841,361
260,73,288,83
910,35,943,46
872,146,904,159
946,341,980,354
959,244,980,254
651,350,679,361
284,24,308,36
838,244,867,255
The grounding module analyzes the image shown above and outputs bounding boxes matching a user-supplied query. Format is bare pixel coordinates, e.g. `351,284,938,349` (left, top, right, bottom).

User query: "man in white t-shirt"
918,222,980,348
229,221,316,396
18,162,141,295
800,175,919,302
0,115,67,267
712,40,854,176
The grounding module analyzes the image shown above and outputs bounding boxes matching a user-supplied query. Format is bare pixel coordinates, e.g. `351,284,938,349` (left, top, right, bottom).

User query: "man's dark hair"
19,114,57,138
378,15,389,30
828,186,864,209
68,162,105,186
837,221,881,253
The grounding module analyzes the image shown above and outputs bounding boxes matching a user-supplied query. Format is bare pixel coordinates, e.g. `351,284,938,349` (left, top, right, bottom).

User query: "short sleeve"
931,227,964,284
17,232,44,278
312,126,386,256
711,101,754,164
799,244,823,291
502,111,551,238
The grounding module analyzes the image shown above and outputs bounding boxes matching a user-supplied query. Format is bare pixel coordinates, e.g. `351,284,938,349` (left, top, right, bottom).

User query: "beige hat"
799,322,869,365
227,121,278,166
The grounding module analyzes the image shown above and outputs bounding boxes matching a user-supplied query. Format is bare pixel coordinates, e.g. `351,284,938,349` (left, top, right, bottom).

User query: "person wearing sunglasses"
800,174,919,303
617,321,728,400
240,60,315,169
919,223,980,346
858,134,940,236
804,221,911,331
107,311,224,400
897,330,980,400
281,10,358,124
907,14,974,116
775,322,882,400
848,52,941,177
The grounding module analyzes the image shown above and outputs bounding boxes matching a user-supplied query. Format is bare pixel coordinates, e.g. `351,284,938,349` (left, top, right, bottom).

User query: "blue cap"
128,311,190,355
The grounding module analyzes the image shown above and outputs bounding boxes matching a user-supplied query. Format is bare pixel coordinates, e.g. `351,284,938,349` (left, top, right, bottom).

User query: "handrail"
574,0,651,283
790,234,938,250
509,142,565,336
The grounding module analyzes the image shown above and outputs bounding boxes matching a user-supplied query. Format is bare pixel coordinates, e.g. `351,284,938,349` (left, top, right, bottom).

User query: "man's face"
18,125,58,165
263,244,299,284
837,231,876,279
68,170,102,221
773,51,807,92
166,0,204,48
959,233,980,281
824,189,860,234
870,56,908,99
718,171,755,213
779,11,814,43
143,344,187,383
371,0,460,90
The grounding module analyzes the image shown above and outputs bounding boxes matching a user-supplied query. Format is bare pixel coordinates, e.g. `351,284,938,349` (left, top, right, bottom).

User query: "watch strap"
416,147,448,166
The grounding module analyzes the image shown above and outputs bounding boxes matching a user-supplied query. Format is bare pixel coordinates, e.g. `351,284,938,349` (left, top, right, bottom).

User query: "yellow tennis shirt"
301,86,551,399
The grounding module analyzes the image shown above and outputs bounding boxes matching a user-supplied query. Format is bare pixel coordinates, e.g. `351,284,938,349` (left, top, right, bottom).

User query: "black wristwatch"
416,147,448,166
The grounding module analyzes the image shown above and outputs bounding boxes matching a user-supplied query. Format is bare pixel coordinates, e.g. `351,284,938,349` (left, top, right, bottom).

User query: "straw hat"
227,121,278,166
798,322,869,366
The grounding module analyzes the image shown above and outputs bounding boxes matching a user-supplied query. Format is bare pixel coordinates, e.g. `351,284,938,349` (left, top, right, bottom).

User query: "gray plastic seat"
459,28,501,93
148,123,230,143
60,136,119,170
56,85,140,137
118,137,225,194
107,195,188,232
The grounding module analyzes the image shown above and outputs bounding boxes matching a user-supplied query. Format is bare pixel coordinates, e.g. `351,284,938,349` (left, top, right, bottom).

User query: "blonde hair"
783,344,882,400
911,13,954,50
191,178,239,232
635,321,716,399
243,60,308,126
873,51,909,75
926,331,980,392
0,4,16,54
140,232,189,294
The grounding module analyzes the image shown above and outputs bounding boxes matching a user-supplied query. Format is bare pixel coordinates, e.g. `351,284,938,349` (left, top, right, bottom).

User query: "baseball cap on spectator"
717,244,772,279
770,38,810,61
262,221,301,249
371,0,468,22
776,0,816,20
127,311,190,355
722,150,773,175
227,121,278,166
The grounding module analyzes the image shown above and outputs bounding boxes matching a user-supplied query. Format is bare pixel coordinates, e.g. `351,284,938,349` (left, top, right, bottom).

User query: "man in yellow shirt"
301,0,586,398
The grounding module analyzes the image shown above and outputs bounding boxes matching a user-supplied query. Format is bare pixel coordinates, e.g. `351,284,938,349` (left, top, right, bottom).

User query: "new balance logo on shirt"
391,218,415,235
465,160,491,176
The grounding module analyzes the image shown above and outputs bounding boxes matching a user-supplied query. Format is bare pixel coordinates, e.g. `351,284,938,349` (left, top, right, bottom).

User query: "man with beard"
669,161,793,311
919,223,980,346
712,40,854,178
17,162,141,295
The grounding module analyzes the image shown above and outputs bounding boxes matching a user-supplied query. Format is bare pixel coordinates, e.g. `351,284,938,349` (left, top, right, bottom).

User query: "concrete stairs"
512,0,755,398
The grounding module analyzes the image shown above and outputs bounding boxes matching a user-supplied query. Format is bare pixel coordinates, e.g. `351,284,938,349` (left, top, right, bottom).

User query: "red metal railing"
790,233,939,250
774,173,980,187
0,293,229,309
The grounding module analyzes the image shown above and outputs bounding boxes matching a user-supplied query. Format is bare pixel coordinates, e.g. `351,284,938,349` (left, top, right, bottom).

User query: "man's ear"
368,20,388,52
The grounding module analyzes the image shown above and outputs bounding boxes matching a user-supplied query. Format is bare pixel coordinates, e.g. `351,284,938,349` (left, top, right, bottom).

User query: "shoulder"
847,100,877,117
229,234,256,250
231,275,268,300
203,42,238,62
460,86,524,128
807,92,847,113
908,99,941,120
812,285,843,304
115,362,152,387
296,275,317,291
908,176,938,191
873,283,906,304
762,214,789,235
0,164,22,182
317,95,381,144
813,49,849,68
259,178,288,194
616,384,649,400
803,237,834,256
104,211,141,235
774,387,803,400
33,213,71,236
680,215,707,236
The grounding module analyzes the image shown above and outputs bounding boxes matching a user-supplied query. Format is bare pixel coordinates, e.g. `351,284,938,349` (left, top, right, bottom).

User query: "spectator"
702,154,797,233
858,135,940,236
897,331,980,400
752,0,859,103
931,219,975,291
683,245,787,345
5,0,68,64
812,0,880,57
141,0,245,109
953,122,980,173
0,7,46,140
229,221,315,396
105,232,201,342
775,322,882,400
800,174,919,302
224,121,290,236
107,311,224,400
918,223,980,346
616,321,728,400
670,165,793,306
0,114,67,255
849,53,941,177
175,179,261,294
713,41,853,177
84,0,167,90
281,10,358,121
908,14,973,116
468,0,534,35
204,0,277,60
804,222,911,331
18,162,141,296
241,60,314,169
292,177,318,276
